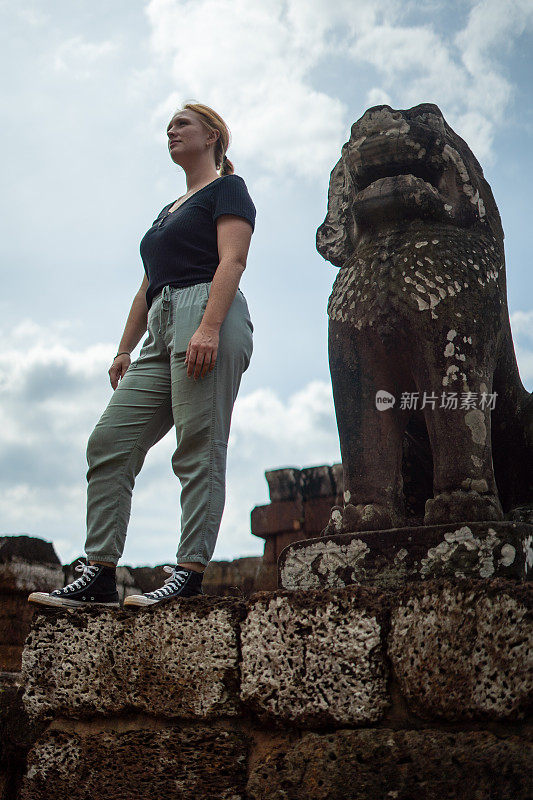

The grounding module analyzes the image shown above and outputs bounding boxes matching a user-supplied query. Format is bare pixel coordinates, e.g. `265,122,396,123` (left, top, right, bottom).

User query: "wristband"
114,351,131,360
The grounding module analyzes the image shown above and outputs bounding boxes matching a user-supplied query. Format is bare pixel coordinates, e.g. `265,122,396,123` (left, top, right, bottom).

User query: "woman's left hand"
185,325,219,379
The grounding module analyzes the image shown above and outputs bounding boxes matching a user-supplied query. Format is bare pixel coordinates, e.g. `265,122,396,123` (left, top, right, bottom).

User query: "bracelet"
114,351,131,360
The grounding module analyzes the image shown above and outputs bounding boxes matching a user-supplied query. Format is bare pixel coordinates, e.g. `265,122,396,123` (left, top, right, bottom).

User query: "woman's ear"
316,155,355,268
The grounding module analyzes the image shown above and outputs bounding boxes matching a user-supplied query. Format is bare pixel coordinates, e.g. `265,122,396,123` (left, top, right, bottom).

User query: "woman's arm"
109,274,149,390
185,214,253,380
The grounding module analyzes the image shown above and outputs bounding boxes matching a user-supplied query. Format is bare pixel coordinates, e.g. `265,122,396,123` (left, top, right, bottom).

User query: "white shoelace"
63,560,99,592
147,565,188,598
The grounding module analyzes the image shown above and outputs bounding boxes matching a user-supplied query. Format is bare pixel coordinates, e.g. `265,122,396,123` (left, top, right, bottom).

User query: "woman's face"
166,110,218,165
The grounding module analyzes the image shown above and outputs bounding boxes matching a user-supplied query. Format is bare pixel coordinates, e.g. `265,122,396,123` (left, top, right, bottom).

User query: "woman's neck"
183,165,221,193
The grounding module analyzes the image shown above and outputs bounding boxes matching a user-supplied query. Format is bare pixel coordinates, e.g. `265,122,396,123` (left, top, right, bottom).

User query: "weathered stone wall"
2,577,530,799
0,537,62,674
0,535,264,674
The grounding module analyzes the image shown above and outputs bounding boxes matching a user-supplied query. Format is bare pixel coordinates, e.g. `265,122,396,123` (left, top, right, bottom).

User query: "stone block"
251,499,304,537
0,671,24,797
261,537,276,565
273,531,306,561
389,578,532,721
278,521,533,590
246,728,532,800
22,597,246,723
240,586,389,726
0,536,60,568
253,561,278,593
0,595,39,672
202,556,262,596
265,467,302,501
126,564,179,593
21,724,248,800
0,562,63,596
300,466,336,499
303,497,337,535
330,462,343,487
0,536,63,672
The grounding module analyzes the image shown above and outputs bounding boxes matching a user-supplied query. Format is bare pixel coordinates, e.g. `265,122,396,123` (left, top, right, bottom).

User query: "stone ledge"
22,597,247,723
11,578,533,798
241,586,389,727
20,579,531,731
278,521,533,590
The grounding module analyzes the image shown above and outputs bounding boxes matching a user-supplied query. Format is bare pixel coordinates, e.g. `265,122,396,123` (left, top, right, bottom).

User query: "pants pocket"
172,291,209,354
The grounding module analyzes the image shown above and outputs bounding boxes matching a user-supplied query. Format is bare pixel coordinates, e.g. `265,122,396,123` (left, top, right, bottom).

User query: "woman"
28,103,255,609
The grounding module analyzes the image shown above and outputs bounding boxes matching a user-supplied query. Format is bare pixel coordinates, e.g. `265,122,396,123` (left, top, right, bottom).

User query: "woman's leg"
169,285,253,568
85,304,174,566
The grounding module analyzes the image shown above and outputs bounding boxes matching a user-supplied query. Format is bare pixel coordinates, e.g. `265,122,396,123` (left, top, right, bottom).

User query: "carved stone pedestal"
277,521,533,591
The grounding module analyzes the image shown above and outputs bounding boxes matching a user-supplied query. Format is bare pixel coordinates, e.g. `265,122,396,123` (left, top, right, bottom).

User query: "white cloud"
510,309,533,337
144,0,532,176
366,87,393,107
510,309,533,385
53,35,120,78
145,0,350,182
456,0,533,63
514,346,533,385
229,381,339,467
18,7,49,26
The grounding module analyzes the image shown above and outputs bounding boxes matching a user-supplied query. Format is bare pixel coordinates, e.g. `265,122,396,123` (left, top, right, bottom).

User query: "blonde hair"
179,102,234,176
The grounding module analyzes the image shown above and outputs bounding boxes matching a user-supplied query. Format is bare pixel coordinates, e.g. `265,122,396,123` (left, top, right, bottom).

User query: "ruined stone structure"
251,464,343,590
0,537,63,674
0,578,530,799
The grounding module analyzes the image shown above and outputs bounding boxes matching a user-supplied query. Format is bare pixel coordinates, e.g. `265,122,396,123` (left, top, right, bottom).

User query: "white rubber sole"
28,592,120,608
123,592,203,607
123,594,157,607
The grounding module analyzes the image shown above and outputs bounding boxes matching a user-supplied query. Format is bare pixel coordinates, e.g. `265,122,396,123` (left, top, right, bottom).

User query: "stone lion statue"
317,102,532,533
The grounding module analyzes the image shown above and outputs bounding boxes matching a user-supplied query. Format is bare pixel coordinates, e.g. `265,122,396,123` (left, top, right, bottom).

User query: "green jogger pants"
84,281,253,567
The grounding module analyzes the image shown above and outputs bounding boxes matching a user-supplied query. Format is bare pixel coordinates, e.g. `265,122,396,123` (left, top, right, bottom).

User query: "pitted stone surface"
22,598,246,722
21,724,247,800
389,579,532,720
246,727,532,800
240,586,388,725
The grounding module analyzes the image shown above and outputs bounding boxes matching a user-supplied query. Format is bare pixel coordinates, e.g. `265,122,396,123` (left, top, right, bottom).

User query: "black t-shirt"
140,174,256,309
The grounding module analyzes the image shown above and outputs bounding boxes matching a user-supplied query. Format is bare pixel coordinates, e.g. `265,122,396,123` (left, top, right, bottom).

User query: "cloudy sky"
1,0,532,568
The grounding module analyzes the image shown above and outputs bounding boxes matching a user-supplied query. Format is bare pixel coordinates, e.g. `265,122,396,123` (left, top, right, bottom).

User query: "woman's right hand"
109,354,131,390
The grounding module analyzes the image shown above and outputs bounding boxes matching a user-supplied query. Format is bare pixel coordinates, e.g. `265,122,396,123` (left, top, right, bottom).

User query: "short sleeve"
212,175,256,232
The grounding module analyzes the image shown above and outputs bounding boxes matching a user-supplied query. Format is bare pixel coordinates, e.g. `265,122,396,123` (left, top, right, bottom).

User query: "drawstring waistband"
158,285,172,335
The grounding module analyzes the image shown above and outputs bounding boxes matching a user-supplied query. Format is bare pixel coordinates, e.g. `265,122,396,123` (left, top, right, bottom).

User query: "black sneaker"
28,559,120,608
123,565,204,607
